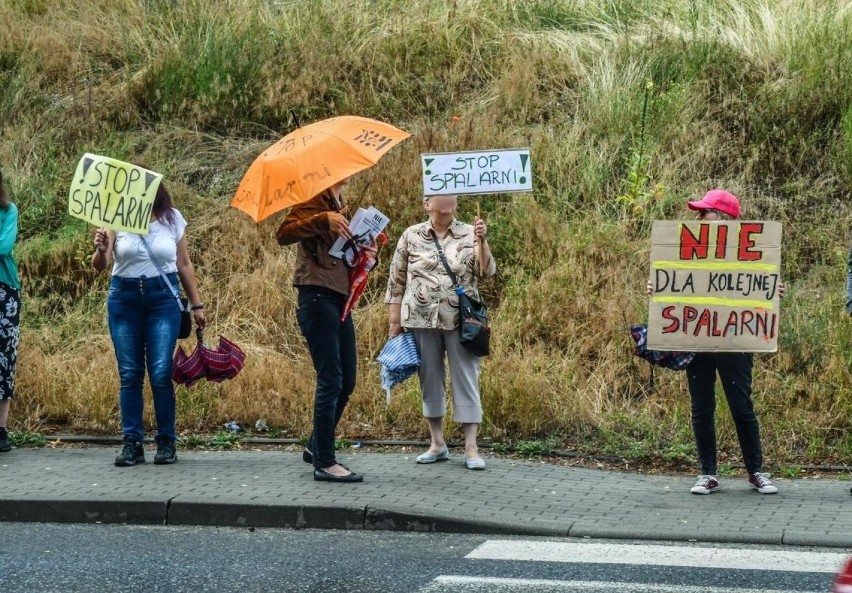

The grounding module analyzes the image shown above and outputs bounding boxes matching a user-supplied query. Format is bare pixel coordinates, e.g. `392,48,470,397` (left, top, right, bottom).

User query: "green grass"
515,436,560,458
717,464,737,477
8,431,47,448
778,465,803,479
206,430,242,451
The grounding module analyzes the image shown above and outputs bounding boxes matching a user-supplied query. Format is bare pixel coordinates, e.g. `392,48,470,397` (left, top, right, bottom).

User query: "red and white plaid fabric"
172,334,246,387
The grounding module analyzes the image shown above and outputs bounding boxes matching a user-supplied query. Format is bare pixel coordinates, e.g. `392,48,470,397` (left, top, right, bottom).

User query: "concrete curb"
0,498,167,525
167,500,367,531
363,505,571,537
2,496,851,548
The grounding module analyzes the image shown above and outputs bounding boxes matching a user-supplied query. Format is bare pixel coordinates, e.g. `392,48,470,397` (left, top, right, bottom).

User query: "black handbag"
431,234,490,357
177,297,192,339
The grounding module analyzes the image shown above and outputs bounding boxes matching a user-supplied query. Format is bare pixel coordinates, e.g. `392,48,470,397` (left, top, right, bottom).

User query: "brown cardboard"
647,220,782,352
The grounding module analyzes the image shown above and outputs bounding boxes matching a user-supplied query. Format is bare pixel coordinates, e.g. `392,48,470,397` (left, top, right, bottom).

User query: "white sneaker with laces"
690,474,720,495
749,472,778,494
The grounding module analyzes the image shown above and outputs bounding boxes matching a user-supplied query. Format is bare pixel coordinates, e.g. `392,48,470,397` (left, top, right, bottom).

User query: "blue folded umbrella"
376,332,420,404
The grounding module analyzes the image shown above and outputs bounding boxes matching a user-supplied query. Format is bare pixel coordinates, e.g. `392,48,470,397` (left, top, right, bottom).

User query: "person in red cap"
648,189,783,495
686,189,741,218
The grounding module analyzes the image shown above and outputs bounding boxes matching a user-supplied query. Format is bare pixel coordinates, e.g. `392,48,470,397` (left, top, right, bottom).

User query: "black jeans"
687,352,764,475
296,286,357,469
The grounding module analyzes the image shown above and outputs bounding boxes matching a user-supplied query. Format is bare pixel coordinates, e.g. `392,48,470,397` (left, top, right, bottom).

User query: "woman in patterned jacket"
386,194,496,470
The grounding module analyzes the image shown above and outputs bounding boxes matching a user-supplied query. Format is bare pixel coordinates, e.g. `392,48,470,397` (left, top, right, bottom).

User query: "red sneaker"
748,472,778,494
690,475,719,495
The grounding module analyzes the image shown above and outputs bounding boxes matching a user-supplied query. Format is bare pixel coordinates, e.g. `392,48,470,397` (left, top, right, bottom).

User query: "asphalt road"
0,523,845,592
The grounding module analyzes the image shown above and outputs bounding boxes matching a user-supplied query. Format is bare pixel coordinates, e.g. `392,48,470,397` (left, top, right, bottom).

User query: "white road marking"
422,575,815,592
465,540,848,574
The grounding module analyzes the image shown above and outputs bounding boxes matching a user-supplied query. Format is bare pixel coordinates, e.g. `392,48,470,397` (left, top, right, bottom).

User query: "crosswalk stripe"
465,540,848,574
423,575,815,592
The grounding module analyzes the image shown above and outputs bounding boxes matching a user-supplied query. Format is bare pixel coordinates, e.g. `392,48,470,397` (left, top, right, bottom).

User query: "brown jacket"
276,191,349,296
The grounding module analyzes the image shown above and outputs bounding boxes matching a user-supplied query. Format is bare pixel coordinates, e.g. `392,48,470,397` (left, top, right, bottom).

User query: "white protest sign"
68,154,163,234
421,148,532,196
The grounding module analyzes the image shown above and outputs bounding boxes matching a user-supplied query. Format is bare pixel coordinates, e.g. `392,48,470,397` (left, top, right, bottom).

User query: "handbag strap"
430,232,460,289
137,234,184,309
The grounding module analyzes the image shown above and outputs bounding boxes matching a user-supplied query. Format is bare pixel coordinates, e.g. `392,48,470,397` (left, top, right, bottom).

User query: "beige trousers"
410,328,482,423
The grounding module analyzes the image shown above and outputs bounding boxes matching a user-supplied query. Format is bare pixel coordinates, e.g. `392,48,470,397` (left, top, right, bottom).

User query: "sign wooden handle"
476,202,484,278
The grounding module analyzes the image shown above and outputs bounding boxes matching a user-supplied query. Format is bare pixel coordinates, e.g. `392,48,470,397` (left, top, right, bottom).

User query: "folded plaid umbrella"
203,334,246,383
629,324,694,370
376,332,420,404
173,330,246,387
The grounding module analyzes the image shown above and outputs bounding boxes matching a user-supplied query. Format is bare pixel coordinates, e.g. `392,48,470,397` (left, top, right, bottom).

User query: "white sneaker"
749,472,778,494
690,475,720,495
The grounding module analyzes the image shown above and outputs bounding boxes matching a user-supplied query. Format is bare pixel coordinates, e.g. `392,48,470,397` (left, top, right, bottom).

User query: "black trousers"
686,352,764,475
296,286,357,469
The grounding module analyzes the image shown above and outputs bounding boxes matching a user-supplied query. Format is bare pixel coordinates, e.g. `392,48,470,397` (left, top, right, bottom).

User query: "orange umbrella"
231,115,411,222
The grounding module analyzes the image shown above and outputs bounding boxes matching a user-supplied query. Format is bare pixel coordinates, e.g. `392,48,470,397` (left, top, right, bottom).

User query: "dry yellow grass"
2,0,852,464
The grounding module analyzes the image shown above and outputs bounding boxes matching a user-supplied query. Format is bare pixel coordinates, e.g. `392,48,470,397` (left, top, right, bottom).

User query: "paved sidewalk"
1,446,850,547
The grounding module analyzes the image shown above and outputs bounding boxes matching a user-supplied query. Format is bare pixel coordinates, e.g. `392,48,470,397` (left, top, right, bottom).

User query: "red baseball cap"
687,189,741,218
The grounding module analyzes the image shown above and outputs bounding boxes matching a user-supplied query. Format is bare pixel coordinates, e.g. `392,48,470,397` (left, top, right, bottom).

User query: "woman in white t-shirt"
91,181,205,467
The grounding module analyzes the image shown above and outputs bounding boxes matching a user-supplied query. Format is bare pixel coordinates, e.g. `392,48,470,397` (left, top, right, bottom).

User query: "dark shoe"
0,428,10,453
748,472,778,494
313,468,363,483
690,475,720,495
154,439,177,465
115,440,145,466
302,448,348,470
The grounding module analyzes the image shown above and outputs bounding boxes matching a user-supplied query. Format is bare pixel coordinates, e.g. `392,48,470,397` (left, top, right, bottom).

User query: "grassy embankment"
2,0,852,466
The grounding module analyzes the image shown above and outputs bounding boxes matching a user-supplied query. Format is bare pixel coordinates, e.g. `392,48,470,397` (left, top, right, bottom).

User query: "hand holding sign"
329,206,390,260
94,228,109,253
327,211,353,240
473,217,487,240
69,154,162,235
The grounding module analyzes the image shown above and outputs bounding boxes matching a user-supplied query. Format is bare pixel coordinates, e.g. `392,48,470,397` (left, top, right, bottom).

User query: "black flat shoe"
303,449,348,470
313,468,363,483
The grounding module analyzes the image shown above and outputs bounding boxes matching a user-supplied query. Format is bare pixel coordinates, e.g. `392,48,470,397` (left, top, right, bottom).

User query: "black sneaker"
0,428,10,453
154,438,177,465
114,440,145,466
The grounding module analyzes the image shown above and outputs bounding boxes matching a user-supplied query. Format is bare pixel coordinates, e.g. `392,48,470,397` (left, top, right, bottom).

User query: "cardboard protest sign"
648,220,782,353
421,148,532,196
68,154,162,234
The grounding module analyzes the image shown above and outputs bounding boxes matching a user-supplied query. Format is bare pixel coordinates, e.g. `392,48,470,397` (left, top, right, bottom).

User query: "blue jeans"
296,286,357,469
108,274,181,443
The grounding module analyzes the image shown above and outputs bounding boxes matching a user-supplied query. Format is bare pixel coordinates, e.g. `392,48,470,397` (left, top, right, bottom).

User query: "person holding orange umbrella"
239,115,410,483
277,178,375,482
